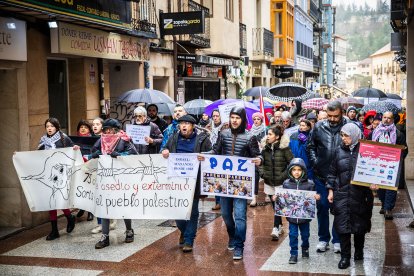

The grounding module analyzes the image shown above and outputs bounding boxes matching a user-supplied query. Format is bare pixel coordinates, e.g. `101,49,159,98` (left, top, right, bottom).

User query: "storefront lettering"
0,32,11,45
93,35,119,54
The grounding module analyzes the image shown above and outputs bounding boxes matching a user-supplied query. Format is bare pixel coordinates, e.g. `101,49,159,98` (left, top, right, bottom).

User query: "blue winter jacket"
289,131,314,180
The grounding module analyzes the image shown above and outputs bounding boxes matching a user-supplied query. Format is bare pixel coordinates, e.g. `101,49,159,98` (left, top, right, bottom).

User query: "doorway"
47,59,69,133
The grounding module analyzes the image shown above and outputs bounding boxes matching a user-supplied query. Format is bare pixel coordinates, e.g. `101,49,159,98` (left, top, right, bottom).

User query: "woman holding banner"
38,117,79,241
90,118,138,249
326,123,374,269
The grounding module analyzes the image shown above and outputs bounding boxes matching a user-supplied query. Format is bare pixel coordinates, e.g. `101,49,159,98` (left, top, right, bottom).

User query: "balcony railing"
313,55,320,69
131,0,157,38
309,0,320,22
253,28,274,57
240,23,247,56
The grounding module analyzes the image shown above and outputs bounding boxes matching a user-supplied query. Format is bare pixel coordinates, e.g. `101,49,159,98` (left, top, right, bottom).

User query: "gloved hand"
110,151,120,158
90,152,100,159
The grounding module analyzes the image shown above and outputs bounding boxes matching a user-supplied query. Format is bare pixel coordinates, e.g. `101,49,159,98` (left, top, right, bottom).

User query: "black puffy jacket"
282,158,315,224
307,117,349,180
326,143,374,235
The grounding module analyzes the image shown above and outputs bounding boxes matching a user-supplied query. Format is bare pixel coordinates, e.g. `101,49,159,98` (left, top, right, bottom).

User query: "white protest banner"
70,159,98,212
125,124,151,145
167,153,199,178
13,148,84,211
218,101,245,123
94,154,196,219
274,188,316,219
200,155,255,199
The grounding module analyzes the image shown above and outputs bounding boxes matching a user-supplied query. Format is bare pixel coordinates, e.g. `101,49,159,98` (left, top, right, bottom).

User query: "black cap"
306,112,317,121
177,114,196,124
103,118,122,130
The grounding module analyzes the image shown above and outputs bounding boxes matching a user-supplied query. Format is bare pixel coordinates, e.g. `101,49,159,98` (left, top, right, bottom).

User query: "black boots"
76,210,85,218
46,220,60,240
95,234,110,249
354,250,364,261
66,214,76,233
87,212,94,221
338,257,350,269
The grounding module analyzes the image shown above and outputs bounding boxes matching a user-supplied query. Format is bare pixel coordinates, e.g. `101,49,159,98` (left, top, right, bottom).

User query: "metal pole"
173,35,178,102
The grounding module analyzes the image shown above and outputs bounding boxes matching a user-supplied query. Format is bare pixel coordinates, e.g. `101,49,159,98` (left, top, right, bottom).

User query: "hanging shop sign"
0,17,27,61
274,67,294,79
5,0,131,29
51,22,149,61
177,54,197,61
160,11,204,36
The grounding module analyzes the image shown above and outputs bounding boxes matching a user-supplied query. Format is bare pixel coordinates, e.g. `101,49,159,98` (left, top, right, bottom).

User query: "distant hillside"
335,3,392,61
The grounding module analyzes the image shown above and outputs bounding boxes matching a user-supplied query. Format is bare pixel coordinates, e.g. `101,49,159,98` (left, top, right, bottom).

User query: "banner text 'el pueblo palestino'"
12,149,197,220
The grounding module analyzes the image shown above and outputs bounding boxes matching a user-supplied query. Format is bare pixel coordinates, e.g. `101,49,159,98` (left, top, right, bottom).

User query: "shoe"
125,229,134,243
109,220,117,230
179,232,185,247
271,227,280,241
76,210,85,218
212,204,221,210
228,239,235,251
338,257,350,269
66,214,76,233
250,196,257,207
46,221,60,241
379,208,385,214
233,248,243,260
302,248,309,258
182,244,193,253
316,241,329,252
333,243,341,253
354,250,364,260
95,234,110,249
91,225,102,234
169,220,177,227
87,212,94,221
289,255,298,264
385,210,394,220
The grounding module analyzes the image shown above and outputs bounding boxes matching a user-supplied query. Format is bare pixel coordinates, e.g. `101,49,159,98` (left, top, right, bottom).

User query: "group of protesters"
37,96,407,269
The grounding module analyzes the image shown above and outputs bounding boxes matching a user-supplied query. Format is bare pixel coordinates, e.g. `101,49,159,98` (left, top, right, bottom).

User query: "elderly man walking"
307,101,348,253
369,111,408,220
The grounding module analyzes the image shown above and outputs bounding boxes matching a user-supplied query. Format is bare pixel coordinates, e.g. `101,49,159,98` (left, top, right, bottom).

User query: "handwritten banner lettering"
125,124,151,145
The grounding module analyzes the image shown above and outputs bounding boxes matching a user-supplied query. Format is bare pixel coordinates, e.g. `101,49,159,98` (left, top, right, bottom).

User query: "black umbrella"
385,93,403,100
265,82,312,102
118,88,175,104
243,86,269,97
352,87,387,99
361,101,401,114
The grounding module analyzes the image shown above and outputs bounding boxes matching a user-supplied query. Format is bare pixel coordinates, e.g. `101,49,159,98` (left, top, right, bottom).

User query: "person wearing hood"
362,110,376,138
307,101,348,253
327,123,375,269
90,118,138,249
261,125,294,241
346,106,357,122
203,106,262,260
133,106,163,154
289,119,314,180
160,104,187,151
147,104,168,133
281,158,320,264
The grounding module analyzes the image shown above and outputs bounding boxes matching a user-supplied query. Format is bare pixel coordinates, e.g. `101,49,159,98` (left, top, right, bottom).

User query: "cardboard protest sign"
200,155,255,199
351,140,404,191
167,153,199,178
274,188,316,219
218,101,244,123
125,124,151,145
13,148,84,211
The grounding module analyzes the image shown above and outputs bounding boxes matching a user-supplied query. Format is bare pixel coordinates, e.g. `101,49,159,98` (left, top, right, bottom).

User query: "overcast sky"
332,0,390,8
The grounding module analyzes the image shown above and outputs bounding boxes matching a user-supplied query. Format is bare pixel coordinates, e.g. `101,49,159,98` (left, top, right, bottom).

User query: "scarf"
101,130,131,154
210,121,224,145
297,130,309,143
38,131,62,150
77,132,91,137
372,122,397,144
341,123,361,151
250,123,265,138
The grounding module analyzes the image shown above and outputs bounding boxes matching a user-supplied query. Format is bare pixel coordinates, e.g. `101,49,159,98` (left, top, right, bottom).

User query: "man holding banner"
203,106,262,260
161,115,212,253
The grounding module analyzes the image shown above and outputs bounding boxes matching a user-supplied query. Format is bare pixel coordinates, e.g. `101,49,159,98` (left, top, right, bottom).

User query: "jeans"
289,222,310,256
176,198,199,246
339,233,365,258
314,177,339,244
102,219,131,235
97,217,102,225
220,197,247,250
377,189,397,211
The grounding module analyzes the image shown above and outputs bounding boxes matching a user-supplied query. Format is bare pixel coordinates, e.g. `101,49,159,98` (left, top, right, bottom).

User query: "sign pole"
173,35,178,102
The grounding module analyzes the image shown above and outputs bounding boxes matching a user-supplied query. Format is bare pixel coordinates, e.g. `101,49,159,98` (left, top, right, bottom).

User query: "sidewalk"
0,190,413,275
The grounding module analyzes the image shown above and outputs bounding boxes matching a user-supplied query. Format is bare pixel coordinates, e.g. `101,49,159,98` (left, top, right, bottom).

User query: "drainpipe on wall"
97,58,106,119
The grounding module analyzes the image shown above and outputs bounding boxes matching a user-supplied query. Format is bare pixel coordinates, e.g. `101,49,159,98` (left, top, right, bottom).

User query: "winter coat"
363,110,376,138
282,158,315,224
160,120,178,151
289,131,314,180
38,132,74,150
91,137,138,157
307,117,349,180
133,118,163,154
163,131,212,199
261,134,294,187
326,143,374,235
152,116,168,133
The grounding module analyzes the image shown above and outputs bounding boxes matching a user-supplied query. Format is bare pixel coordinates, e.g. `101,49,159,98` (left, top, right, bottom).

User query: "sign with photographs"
351,140,404,191
274,188,316,219
201,155,255,200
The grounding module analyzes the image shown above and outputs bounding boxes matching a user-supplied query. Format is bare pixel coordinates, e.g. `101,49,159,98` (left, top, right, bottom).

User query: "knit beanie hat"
252,112,264,121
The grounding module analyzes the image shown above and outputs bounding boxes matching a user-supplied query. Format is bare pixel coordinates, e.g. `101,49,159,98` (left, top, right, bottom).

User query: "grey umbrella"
183,99,213,115
243,86,269,97
118,88,175,104
385,93,403,100
361,101,401,114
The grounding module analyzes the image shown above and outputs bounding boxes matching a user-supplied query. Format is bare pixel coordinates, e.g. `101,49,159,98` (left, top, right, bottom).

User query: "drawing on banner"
97,154,167,183
273,188,316,220
18,151,81,209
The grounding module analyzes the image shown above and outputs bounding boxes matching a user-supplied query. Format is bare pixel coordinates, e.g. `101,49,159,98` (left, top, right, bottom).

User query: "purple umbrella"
204,99,260,127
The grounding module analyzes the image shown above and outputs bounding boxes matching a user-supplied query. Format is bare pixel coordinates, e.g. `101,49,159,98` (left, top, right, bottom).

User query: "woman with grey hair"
133,106,163,154
326,123,374,269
